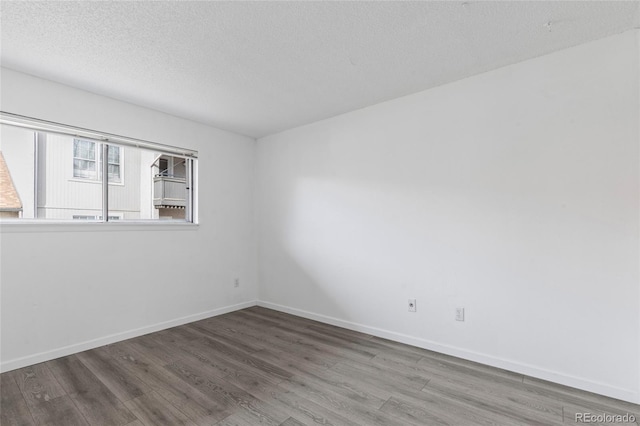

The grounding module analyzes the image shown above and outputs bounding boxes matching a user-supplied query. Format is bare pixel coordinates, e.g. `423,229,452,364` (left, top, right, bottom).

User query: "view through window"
0,120,196,222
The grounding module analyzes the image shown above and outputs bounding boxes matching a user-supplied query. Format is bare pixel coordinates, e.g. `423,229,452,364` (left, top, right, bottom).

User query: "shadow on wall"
257,169,639,398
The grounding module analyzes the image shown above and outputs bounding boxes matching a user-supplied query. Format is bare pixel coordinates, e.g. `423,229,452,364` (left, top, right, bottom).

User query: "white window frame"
0,111,198,225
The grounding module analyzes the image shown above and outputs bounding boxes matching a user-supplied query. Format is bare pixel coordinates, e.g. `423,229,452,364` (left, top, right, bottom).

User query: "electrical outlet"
455,307,465,321
408,299,417,312
234,278,240,288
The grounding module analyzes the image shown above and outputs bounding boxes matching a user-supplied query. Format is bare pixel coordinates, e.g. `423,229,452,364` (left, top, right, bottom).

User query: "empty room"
1,1,639,425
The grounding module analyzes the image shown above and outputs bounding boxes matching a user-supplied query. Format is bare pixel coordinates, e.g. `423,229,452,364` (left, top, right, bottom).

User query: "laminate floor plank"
46,356,136,426
249,334,371,367
416,354,525,385
231,310,307,336
333,358,430,392
236,310,376,361
128,332,201,367
76,348,151,403
237,311,378,361
419,349,525,382
3,307,638,426
27,395,90,426
380,395,454,426
391,384,540,426
288,366,389,410
233,312,377,365
279,417,306,426
198,315,282,344
1,373,37,426
264,388,359,426
289,362,392,402
418,382,558,426
153,331,286,406
244,327,356,369
304,324,387,355
301,319,374,341
372,350,517,389
244,307,321,329
11,363,66,407
139,330,233,379
368,335,438,358
187,321,266,354
188,335,293,382
221,368,282,403
254,344,391,407
210,320,341,367
278,375,406,426
248,307,375,342
249,344,338,377
165,358,290,425
102,341,231,424
215,408,282,426
523,376,640,418
123,391,196,426
425,376,564,423
522,382,640,424
167,332,291,391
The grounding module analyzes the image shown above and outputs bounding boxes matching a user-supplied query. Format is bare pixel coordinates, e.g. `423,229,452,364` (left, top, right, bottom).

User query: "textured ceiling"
1,1,639,138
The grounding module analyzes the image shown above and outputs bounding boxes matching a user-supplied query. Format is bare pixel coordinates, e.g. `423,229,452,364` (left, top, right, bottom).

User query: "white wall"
256,30,640,403
0,68,258,370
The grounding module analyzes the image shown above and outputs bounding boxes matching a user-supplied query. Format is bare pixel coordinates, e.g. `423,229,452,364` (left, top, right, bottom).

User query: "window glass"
0,123,195,222
106,145,121,182
73,139,97,179
109,150,188,220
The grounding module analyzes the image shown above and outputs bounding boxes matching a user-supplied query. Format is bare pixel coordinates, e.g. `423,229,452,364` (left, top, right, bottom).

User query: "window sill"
0,221,199,233
68,178,125,186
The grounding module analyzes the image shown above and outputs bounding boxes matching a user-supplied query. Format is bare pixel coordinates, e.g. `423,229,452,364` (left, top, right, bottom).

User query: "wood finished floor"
2,307,639,426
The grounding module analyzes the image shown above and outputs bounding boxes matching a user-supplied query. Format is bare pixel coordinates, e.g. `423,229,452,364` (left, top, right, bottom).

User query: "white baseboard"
258,300,640,405
0,300,257,373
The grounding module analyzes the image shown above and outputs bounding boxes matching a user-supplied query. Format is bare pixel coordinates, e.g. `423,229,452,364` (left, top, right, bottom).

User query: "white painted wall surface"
256,30,640,403
0,68,257,370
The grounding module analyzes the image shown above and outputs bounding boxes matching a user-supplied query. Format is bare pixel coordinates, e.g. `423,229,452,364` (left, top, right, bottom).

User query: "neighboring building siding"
38,134,149,219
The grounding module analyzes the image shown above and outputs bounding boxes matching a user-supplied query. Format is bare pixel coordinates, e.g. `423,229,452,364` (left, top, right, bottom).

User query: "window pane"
73,160,96,179
109,148,187,220
74,139,95,160
107,164,120,182
73,139,98,180
108,146,119,164
1,126,103,220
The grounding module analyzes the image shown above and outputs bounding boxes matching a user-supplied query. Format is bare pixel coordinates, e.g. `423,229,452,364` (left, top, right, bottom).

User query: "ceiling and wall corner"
1,1,639,139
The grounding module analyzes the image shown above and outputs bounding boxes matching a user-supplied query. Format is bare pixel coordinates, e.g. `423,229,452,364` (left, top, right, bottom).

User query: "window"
106,145,120,182
73,139,96,179
0,112,197,223
73,139,121,183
